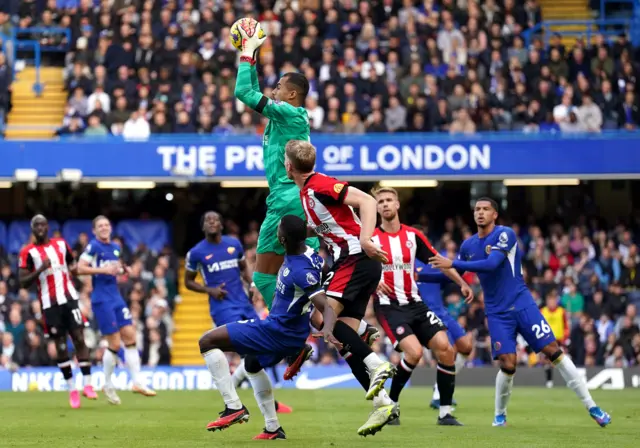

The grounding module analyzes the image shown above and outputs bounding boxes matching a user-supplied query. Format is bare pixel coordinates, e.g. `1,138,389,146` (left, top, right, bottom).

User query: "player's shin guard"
436,363,456,418
103,348,117,388
124,344,141,385
551,351,596,409
334,321,381,370
78,361,92,387
246,369,280,432
495,368,515,417
390,358,415,403
58,359,74,389
253,272,277,310
203,349,242,410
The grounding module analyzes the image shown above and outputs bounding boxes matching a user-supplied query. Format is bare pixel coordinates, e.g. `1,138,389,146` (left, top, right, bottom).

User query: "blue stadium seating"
115,220,170,253
62,220,94,246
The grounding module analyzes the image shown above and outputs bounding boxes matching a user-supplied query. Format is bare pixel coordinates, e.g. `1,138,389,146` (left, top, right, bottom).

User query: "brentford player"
371,187,473,426
284,140,398,436
18,214,97,408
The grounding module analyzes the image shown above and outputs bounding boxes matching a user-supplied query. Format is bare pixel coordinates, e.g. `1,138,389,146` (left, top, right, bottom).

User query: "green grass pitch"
1,388,638,447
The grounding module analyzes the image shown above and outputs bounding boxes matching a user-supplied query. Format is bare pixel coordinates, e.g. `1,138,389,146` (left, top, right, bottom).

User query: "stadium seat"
115,220,170,253
0,221,6,250
7,220,60,254
62,220,94,246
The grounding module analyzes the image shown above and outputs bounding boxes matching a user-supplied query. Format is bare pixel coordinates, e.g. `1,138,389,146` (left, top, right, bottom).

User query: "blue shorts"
226,319,306,368
488,303,556,359
439,313,467,345
212,305,259,327
93,299,132,336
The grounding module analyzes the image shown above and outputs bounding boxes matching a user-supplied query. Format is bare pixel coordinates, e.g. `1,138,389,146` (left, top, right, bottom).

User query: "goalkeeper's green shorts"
257,188,320,255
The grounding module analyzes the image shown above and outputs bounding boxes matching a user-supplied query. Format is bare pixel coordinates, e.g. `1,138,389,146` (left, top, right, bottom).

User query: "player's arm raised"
413,228,473,302
18,250,49,287
343,186,389,263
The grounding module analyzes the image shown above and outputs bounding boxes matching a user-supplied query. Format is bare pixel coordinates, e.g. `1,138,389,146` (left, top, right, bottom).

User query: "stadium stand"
0,0,637,138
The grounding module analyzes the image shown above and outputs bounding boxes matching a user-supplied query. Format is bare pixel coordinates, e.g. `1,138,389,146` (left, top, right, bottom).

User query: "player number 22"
531,320,551,339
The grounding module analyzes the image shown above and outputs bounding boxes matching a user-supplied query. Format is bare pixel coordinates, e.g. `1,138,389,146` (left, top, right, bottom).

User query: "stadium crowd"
0,0,624,137
0,231,178,370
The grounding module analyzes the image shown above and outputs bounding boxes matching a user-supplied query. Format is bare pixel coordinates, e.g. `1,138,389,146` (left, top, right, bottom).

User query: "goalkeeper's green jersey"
234,62,310,207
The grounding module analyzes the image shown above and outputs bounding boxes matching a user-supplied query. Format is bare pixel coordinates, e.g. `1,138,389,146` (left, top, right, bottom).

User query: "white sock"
432,382,440,400
439,405,452,418
204,349,242,410
247,369,280,432
232,359,248,388
363,353,383,372
357,320,367,336
67,377,74,390
495,370,514,416
83,375,91,387
124,346,142,385
455,353,467,373
373,389,393,408
103,350,117,389
554,355,596,409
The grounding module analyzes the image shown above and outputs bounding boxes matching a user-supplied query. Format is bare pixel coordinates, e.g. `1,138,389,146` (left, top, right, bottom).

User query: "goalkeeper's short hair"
284,72,309,99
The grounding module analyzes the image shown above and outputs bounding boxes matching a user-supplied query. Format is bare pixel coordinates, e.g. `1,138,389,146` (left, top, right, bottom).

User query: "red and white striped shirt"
300,173,361,263
372,225,438,306
19,238,78,310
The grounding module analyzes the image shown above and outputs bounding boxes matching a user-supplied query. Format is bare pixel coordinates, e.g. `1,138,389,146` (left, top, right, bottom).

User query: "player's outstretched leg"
199,327,250,432
244,356,287,440
70,327,98,401
543,344,611,427
102,347,121,405
333,320,396,400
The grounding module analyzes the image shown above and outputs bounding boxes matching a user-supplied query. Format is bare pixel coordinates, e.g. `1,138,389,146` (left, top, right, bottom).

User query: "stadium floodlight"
220,180,269,188
59,169,83,182
96,181,156,189
0,182,13,188
503,178,580,186
14,169,38,182
379,179,438,188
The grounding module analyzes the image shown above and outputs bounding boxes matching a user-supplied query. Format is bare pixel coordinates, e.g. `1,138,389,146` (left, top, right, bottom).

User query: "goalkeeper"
233,19,319,307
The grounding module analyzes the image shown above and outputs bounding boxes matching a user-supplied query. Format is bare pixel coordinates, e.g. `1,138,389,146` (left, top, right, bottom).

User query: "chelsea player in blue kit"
184,211,292,414
77,216,157,404
430,198,611,428
197,215,340,440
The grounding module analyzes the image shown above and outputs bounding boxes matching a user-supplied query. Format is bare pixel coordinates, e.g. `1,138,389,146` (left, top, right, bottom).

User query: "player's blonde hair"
370,186,399,199
285,140,316,173
92,215,110,229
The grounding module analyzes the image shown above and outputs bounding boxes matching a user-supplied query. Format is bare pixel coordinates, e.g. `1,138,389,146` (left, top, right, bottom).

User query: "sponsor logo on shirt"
333,183,344,195
227,246,236,254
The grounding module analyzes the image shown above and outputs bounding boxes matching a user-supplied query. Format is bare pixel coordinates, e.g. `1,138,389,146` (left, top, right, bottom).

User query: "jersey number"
123,307,132,320
72,309,83,325
322,271,335,288
532,320,552,339
426,311,442,326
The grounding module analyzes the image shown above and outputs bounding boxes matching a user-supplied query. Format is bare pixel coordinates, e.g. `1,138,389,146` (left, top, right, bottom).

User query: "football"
229,17,266,51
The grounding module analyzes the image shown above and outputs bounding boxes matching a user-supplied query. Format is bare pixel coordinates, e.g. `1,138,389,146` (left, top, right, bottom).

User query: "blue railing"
522,19,632,48
599,0,636,18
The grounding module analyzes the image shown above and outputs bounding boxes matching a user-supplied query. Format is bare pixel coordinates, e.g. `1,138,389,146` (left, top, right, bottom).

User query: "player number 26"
531,320,551,339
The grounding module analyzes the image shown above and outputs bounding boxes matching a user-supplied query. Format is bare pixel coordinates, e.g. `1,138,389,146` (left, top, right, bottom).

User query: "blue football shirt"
415,259,448,316
455,225,532,315
80,238,123,304
269,247,324,340
185,236,250,316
